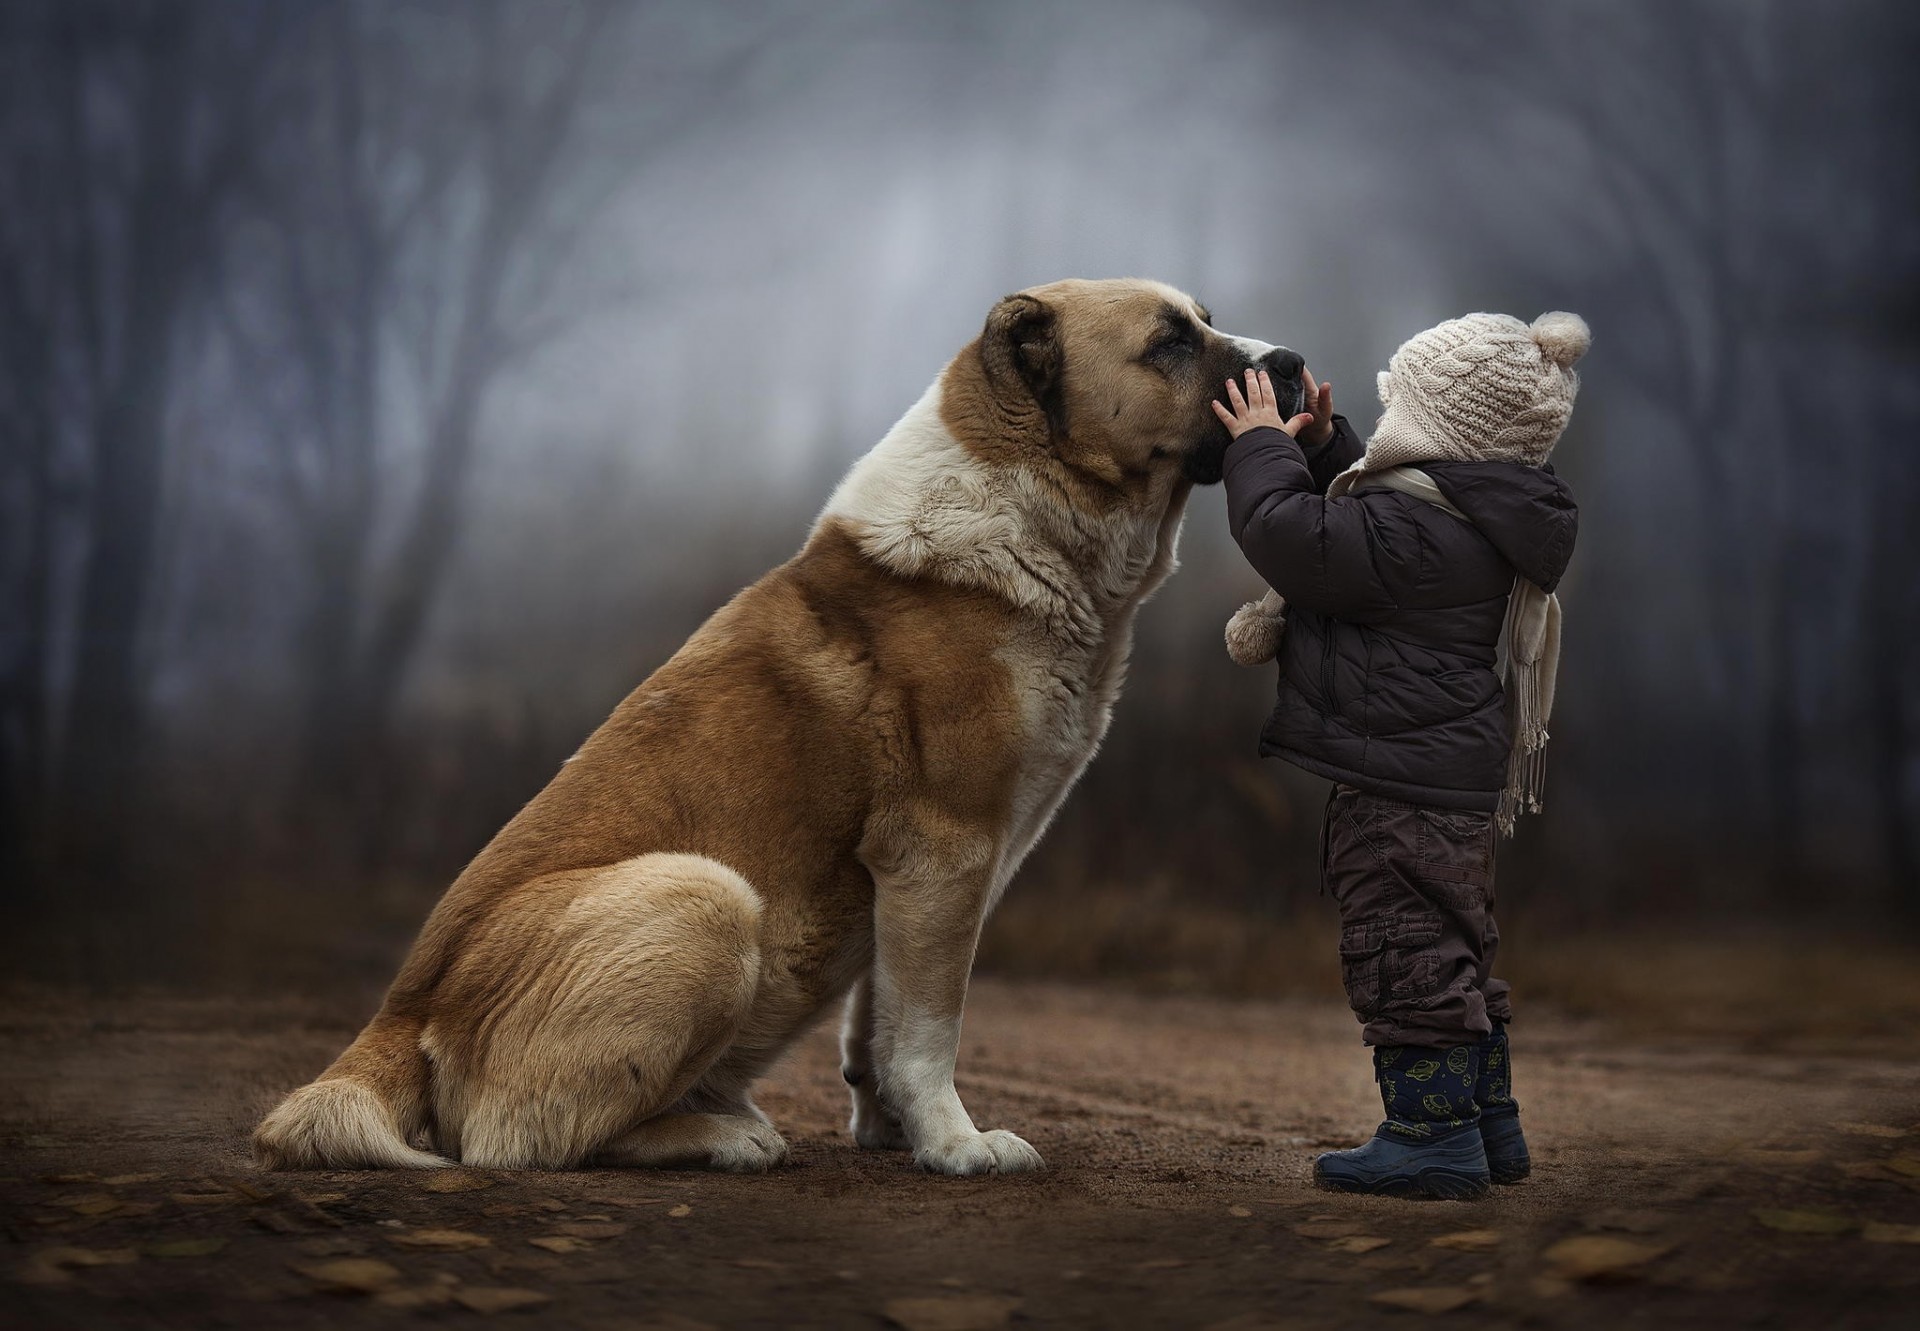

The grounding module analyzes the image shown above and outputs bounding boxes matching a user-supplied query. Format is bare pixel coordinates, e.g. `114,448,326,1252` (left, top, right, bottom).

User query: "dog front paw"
913,1128,1044,1177
851,1100,910,1151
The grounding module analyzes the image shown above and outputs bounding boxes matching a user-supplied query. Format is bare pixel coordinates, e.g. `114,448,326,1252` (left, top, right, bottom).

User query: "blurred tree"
0,0,293,892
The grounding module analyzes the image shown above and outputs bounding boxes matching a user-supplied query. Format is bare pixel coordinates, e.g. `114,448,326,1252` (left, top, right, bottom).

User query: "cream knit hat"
1363,310,1590,472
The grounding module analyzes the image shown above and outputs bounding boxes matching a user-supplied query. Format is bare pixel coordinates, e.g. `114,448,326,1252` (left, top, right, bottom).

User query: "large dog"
255,278,1302,1176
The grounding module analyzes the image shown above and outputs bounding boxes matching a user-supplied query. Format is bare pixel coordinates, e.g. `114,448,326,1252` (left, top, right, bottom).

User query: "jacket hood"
1422,461,1578,592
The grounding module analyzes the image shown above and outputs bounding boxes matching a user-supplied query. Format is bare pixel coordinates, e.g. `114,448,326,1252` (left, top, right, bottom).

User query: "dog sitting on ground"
254,278,1303,1176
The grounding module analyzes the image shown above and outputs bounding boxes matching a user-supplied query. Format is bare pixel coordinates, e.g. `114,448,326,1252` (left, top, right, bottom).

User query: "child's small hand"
1212,368,1319,441
1298,368,1335,447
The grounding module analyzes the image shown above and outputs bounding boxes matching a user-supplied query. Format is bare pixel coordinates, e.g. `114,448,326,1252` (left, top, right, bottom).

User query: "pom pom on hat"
1530,311,1590,369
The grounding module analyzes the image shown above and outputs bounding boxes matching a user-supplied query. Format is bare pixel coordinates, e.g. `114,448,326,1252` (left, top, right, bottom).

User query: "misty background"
3,0,1917,992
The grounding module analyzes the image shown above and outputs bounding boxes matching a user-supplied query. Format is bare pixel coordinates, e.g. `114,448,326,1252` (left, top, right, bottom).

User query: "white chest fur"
818,378,1186,909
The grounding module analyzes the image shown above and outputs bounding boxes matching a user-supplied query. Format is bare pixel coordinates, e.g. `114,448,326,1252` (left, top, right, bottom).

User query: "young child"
1211,311,1587,1199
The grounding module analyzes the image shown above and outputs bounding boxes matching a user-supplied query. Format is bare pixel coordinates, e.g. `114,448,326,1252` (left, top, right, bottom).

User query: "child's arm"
1213,369,1396,622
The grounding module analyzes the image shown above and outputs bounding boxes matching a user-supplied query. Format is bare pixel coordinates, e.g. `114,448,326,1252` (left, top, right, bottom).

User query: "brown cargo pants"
1320,783,1512,1047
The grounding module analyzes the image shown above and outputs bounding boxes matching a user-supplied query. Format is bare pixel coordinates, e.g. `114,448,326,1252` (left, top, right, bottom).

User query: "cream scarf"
1224,464,1561,835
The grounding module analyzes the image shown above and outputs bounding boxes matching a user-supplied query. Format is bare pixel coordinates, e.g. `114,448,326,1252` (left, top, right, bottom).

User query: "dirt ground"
3,978,1918,1330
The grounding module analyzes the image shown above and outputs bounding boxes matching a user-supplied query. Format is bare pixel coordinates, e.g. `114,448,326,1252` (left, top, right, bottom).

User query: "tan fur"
253,278,1287,1175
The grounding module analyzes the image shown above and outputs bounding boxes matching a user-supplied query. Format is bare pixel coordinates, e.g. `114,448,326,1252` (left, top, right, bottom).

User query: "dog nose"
1263,348,1304,382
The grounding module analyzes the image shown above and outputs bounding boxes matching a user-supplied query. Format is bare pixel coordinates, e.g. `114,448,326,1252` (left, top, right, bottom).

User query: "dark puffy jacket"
1222,416,1578,810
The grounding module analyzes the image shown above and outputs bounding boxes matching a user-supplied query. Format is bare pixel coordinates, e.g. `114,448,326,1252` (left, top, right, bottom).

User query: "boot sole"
1489,1162,1531,1184
1314,1166,1490,1201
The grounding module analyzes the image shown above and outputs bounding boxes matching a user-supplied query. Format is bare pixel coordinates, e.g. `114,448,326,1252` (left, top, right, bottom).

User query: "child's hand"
1298,368,1335,447
1212,368,1319,441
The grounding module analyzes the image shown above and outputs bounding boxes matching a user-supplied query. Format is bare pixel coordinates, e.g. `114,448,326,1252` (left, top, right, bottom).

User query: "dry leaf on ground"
1740,1148,1823,1167
1327,1236,1392,1254
296,1258,403,1293
19,1245,140,1282
1752,1209,1856,1235
1368,1286,1480,1314
455,1287,555,1314
389,1228,492,1251
1227,1204,1253,1218
1430,1229,1501,1252
51,1193,121,1215
883,1294,1022,1331
546,1221,628,1239
667,1203,693,1218
1862,1221,1920,1244
1292,1220,1365,1240
421,1170,496,1194
376,1285,459,1310
1542,1235,1672,1281
1831,1121,1906,1138
147,1238,227,1259
528,1236,595,1254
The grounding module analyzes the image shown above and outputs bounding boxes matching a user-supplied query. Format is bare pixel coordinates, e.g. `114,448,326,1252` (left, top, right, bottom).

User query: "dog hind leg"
436,853,763,1170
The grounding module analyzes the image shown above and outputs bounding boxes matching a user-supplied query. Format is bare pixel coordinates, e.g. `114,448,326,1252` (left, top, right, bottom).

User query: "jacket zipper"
1320,623,1337,709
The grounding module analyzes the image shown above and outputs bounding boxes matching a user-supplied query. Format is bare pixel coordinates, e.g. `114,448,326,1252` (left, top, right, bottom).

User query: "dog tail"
254,1011,450,1170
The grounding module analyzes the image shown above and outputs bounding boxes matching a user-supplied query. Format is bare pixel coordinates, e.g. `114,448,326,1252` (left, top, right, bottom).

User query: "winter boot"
1474,1022,1530,1183
1314,1044,1489,1200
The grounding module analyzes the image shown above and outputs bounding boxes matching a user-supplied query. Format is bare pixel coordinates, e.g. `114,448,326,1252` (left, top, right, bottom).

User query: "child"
1210,312,1587,1199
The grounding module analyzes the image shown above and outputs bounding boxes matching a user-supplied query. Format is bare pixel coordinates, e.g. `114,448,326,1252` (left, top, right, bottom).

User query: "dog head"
968,278,1303,493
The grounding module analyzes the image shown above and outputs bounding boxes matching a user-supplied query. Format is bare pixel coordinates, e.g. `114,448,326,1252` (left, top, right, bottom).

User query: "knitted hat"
1361,310,1589,473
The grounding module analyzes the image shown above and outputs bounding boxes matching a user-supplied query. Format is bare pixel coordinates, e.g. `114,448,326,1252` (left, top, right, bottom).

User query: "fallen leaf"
36,1246,140,1269
528,1236,594,1254
1292,1220,1365,1240
1752,1209,1856,1236
296,1258,403,1294
1328,1236,1391,1254
68,1198,121,1217
1227,1204,1253,1218
375,1285,459,1310
1368,1286,1480,1314
545,1221,628,1239
1832,1121,1906,1138
1430,1229,1501,1252
667,1203,693,1218
454,1287,554,1314
420,1170,496,1194
532,1198,568,1212
296,1237,364,1257
576,1214,612,1222
1542,1235,1672,1281
883,1295,1021,1331
1862,1221,1920,1244
100,1173,164,1186
148,1238,227,1259
217,1177,277,1203
389,1228,492,1251
297,1191,347,1204
251,1210,308,1235
1886,1155,1920,1178
1583,1208,1667,1234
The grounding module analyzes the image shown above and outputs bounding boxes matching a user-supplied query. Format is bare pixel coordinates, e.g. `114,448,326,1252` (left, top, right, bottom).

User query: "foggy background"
4,0,1917,992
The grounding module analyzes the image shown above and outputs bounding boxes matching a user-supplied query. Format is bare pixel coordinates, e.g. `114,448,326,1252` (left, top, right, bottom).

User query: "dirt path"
4,980,1918,1329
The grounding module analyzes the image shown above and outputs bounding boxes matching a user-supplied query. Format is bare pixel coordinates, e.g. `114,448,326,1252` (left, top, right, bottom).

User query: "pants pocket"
1339,912,1445,1018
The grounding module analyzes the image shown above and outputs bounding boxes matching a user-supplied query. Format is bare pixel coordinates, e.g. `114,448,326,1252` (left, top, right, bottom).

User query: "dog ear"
981,293,1065,440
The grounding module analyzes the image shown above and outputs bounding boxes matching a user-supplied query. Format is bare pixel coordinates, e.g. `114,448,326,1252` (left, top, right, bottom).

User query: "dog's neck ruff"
815,380,1176,645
